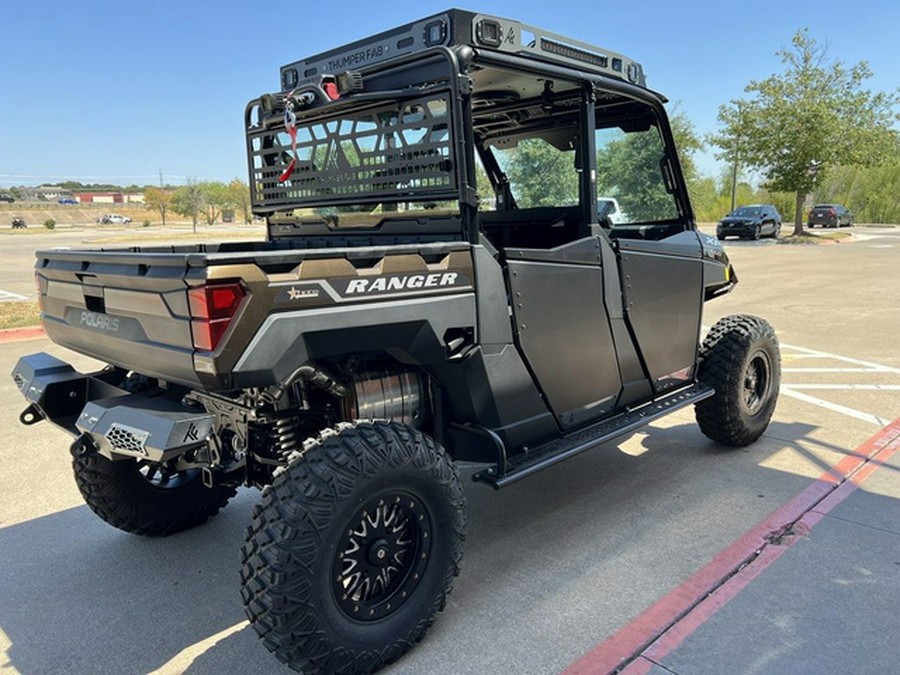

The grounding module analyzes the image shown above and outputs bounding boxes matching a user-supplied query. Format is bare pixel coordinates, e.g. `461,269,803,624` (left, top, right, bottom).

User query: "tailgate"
36,248,207,388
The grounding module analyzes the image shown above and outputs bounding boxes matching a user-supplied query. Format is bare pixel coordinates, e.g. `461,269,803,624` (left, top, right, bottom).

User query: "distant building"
78,192,124,204
76,192,145,204
24,185,73,201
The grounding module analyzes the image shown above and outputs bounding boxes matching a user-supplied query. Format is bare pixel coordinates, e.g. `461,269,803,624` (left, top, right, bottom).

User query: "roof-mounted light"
424,19,447,46
476,19,503,48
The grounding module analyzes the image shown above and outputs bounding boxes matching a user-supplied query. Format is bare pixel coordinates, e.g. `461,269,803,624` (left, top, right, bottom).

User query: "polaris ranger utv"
13,10,780,673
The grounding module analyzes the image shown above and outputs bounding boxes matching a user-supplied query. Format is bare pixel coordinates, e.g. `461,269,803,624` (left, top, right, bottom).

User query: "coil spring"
272,415,303,461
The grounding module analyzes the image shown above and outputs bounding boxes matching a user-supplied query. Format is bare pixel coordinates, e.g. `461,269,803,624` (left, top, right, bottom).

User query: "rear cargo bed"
35,239,472,391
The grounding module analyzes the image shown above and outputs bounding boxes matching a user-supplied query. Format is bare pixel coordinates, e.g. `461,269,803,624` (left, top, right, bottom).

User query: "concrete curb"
0,326,45,343
566,418,900,674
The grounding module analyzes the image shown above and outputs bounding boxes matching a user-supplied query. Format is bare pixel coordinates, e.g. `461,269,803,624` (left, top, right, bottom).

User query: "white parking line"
785,384,900,391
780,387,892,427
780,341,900,374
0,289,28,301
702,329,899,426
773,341,900,427
783,367,887,373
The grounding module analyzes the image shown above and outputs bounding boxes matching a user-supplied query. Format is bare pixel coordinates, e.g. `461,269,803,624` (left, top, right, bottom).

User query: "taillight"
188,282,246,351
829,208,836,216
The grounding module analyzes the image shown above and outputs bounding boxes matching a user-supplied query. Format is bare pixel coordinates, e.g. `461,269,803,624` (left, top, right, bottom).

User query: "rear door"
505,236,623,429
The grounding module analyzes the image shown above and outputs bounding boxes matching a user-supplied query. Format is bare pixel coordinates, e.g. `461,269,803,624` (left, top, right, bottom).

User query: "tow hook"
70,433,98,458
19,403,44,426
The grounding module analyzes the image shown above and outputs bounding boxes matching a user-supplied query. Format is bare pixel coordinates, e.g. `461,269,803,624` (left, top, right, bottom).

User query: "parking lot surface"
1,226,898,673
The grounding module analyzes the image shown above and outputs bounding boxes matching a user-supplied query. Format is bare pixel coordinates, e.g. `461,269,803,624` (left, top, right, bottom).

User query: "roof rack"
279,9,646,91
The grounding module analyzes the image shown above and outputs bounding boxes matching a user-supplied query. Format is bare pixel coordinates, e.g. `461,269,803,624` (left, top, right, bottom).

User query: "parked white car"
97,214,132,224
597,197,628,225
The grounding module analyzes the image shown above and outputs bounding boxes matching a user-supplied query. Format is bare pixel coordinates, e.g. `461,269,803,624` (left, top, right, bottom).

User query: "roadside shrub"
43,218,56,230
142,219,151,227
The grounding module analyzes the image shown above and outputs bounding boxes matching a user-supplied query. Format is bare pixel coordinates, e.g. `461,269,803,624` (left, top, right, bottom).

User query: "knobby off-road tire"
241,421,466,674
71,451,237,536
695,315,781,447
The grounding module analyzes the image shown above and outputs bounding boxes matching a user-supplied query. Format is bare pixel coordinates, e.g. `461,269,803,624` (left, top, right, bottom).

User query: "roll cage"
245,13,694,245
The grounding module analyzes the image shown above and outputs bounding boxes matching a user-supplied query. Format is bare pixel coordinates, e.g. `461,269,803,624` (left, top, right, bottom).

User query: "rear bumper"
12,352,213,462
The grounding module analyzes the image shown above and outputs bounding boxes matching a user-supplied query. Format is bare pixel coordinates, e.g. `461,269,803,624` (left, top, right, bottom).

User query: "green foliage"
709,28,900,231
227,179,252,223
596,125,678,222
43,218,56,230
166,180,252,226
144,187,172,226
170,179,205,233
199,181,231,226
504,138,578,208
669,104,705,183
142,219,151,228
58,181,147,193
815,154,900,224
686,176,719,221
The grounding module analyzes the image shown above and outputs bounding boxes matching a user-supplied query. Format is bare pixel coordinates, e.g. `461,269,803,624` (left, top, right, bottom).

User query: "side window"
491,138,579,209
595,122,680,226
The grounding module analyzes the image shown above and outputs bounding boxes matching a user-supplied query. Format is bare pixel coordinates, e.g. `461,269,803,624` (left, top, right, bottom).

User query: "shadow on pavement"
0,418,871,674
0,489,257,674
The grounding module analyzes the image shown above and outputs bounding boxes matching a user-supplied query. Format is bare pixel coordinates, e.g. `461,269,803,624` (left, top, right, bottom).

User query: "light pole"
729,103,742,213
730,155,738,212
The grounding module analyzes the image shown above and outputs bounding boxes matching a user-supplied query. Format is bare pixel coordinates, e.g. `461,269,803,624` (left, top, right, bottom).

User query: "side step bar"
473,383,714,489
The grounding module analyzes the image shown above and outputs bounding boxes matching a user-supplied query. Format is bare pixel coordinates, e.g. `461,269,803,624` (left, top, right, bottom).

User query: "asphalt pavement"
1,225,898,674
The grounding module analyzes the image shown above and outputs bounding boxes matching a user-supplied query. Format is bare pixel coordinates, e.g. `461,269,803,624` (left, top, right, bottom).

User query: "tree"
170,178,204,233
505,138,578,208
710,29,899,235
668,105,709,219
227,179,252,223
815,138,900,223
144,187,172,226
596,120,687,222
199,181,231,226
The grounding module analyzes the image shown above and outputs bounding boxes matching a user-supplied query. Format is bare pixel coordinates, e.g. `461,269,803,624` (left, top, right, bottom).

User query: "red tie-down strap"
279,93,299,183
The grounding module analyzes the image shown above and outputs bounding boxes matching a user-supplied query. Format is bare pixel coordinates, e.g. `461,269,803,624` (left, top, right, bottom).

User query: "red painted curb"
0,326,45,343
565,419,900,675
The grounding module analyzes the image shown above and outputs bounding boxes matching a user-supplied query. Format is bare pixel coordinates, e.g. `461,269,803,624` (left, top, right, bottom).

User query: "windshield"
731,207,762,217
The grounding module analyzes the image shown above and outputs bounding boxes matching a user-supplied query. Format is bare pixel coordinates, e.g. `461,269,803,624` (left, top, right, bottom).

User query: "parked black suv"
717,204,782,240
808,203,853,228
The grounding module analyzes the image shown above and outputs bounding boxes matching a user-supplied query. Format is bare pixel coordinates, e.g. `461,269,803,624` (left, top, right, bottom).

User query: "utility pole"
729,103,742,213
730,157,738,212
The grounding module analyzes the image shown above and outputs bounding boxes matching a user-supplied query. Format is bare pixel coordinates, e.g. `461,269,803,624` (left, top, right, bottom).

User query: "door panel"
616,232,704,393
506,252,622,429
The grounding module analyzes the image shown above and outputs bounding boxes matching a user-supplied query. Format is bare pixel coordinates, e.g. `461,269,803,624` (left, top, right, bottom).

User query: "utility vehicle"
13,10,780,673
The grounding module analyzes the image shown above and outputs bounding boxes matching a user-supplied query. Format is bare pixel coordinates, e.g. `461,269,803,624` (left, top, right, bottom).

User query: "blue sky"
1,0,897,188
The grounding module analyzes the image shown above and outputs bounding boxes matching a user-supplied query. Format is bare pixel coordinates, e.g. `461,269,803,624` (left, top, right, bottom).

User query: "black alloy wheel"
740,349,773,418
333,492,432,621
